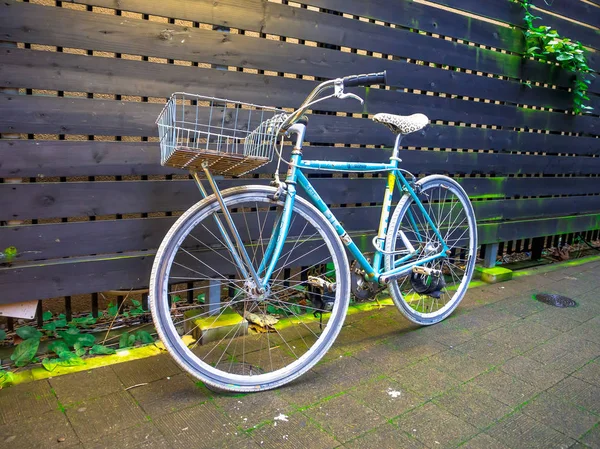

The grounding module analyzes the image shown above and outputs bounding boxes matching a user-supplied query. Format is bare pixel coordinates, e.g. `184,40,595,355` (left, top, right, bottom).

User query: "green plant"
514,0,594,113
0,246,17,263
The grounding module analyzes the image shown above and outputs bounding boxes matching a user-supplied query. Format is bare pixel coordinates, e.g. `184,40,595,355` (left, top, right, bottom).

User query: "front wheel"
149,186,350,392
384,175,477,325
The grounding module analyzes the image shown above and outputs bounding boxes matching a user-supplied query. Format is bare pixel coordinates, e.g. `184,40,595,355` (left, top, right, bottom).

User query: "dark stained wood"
4,0,598,101
0,0,599,305
3,212,600,302
3,177,600,221
420,0,600,49
3,140,600,178
61,0,592,87
2,95,598,155
2,49,597,133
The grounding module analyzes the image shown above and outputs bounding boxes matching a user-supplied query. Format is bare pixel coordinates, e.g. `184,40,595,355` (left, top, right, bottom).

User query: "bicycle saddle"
373,113,429,135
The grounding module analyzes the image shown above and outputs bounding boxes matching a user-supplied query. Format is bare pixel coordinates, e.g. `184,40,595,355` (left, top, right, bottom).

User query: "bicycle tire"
149,185,350,392
384,175,477,325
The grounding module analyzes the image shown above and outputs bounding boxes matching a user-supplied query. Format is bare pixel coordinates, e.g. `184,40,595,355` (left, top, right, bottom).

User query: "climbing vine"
513,0,594,114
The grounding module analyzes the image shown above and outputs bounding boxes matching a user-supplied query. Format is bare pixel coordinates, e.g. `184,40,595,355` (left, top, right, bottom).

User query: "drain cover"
534,293,577,308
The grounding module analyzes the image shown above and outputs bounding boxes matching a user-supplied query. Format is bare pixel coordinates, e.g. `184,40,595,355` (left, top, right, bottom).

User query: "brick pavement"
1,259,599,448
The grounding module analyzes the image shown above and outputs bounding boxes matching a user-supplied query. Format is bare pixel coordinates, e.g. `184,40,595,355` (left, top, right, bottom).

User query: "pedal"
307,276,336,292
412,266,441,277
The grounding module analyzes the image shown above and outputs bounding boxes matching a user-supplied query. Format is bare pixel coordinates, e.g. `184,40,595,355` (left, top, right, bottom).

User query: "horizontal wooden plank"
3,193,600,263
2,49,597,134
3,177,600,221
4,0,598,102
3,212,600,302
2,95,598,155
63,0,590,90
3,140,600,179
421,0,600,50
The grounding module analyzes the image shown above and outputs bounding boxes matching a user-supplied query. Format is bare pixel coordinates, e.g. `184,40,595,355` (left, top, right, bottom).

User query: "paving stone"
395,402,478,448
454,337,516,368
65,391,147,441
351,342,412,375
111,354,181,387
486,411,575,449
0,410,79,449
427,348,490,382
0,379,57,425
348,377,423,420
458,433,510,449
523,307,587,332
277,369,340,408
521,392,598,441
526,336,600,374
353,314,409,340
580,423,600,449
313,354,380,390
306,393,386,443
214,388,292,430
392,359,462,400
49,366,124,405
572,360,600,387
567,317,600,346
434,383,512,430
342,423,426,449
471,369,541,407
418,319,476,348
484,320,560,354
84,421,170,449
128,373,210,418
384,332,448,364
250,412,338,449
154,402,239,449
494,295,548,318
499,355,568,390
547,376,600,415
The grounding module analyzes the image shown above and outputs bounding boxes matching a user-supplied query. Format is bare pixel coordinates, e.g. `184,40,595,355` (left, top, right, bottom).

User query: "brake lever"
338,92,364,105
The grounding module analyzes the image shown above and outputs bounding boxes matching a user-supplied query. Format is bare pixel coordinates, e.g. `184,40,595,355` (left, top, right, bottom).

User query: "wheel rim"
387,180,476,321
152,192,347,388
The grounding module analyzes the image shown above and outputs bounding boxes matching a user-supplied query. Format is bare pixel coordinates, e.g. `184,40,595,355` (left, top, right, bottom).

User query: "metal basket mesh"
156,93,286,176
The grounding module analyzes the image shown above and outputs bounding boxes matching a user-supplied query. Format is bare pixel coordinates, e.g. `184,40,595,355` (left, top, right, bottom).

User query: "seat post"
391,133,403,163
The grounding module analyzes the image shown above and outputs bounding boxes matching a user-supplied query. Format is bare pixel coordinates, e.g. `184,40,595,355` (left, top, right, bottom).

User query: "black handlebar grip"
342,71,387,88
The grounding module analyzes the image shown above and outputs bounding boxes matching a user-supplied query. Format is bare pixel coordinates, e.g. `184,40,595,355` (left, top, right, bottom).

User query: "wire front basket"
156,93,287,176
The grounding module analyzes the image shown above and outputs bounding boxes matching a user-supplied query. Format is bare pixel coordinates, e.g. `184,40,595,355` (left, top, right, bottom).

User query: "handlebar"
279,70,387,132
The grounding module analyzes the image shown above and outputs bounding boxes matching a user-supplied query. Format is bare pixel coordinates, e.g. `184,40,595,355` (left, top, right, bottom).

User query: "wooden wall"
0,0,599,303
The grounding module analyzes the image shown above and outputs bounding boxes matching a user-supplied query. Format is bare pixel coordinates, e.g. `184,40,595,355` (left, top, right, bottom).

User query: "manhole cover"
204,363,265,393
534,293,577,308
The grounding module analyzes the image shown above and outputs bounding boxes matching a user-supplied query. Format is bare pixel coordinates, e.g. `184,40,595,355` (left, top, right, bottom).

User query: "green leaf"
49,340,71,356
128,333,137,346
10,338,40,367
42,358,58,372
107,302,119,317
71,315,96,327
526,47,540,54
2,246,17,262
131,299,141,307
171,295,183,303
556,53,573,61
0,369,15,387
16,326,42,340
119,332,131,349
197,293,206,303
42,311,53,321
57,330,95,348
89,344,116,355
0,329,6,341
135,331,154,344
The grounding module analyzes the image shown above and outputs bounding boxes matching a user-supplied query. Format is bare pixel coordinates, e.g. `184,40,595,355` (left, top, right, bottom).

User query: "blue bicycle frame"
254,124,450,289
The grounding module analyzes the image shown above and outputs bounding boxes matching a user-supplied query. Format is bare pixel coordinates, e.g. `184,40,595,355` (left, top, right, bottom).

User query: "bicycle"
151,71,477,392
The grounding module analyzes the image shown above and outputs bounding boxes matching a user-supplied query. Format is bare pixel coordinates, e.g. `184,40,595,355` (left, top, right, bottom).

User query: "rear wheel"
384,175,477,325
149,186,350,392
